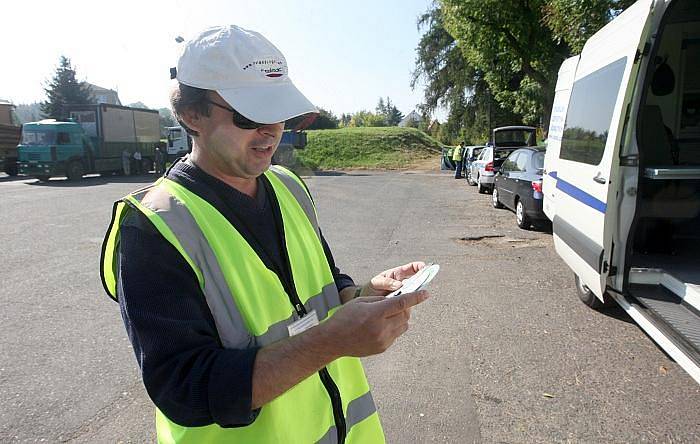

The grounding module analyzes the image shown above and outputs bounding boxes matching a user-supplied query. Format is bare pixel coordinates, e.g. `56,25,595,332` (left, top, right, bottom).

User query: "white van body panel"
543,55,579,220
550,0,656,298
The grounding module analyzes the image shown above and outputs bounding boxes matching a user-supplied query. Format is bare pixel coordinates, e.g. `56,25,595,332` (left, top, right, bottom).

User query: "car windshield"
533,152,545,170
494,129,535,147
21,130,56,145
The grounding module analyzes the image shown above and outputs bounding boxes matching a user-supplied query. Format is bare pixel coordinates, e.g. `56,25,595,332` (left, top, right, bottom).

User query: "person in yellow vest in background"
100,25,430,444
452,141,465,179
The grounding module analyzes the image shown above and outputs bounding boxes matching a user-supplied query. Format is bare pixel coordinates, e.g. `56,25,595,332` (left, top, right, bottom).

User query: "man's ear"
179,108,204,135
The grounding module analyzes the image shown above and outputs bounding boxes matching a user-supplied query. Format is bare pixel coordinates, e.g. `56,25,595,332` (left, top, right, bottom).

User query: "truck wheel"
67,161,84,181
5,163,18,176
141,159,154,174
574,274,610,310
36,175,51,182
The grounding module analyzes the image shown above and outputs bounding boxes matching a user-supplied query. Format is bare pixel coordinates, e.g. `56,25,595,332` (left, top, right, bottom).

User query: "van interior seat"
639,105,676,166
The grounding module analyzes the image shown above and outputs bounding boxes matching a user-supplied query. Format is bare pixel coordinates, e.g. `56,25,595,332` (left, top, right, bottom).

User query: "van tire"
516,199,530,229
36,175,51,182
492,187,503,208
574,274,609,309
66,161,84,181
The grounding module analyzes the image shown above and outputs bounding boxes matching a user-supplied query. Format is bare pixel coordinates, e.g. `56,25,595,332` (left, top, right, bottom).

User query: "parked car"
492,146,547,229
470,146,517,193
441,146,456,170
464,145,485,185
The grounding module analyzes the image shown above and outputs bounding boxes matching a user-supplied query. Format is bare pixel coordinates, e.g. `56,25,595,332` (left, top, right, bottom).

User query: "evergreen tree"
375,96,403,126
384,97,403,126
41,56,94,119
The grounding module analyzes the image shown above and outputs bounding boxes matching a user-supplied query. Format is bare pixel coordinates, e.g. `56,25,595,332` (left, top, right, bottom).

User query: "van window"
560,57,627,165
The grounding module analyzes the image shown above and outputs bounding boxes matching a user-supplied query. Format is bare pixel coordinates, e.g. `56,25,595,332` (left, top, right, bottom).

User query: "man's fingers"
356,296,386,303
379,290,429,316
370,275,402,292
391,261,426,280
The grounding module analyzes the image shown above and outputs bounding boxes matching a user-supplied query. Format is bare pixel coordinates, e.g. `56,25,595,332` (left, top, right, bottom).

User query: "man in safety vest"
100,25,429,443
453,142,465,179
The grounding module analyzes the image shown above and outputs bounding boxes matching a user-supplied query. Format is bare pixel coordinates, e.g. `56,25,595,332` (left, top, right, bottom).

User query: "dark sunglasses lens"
231,110,264,130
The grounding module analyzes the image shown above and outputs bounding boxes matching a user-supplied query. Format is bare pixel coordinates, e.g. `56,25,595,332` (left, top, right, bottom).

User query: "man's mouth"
252,145,272,153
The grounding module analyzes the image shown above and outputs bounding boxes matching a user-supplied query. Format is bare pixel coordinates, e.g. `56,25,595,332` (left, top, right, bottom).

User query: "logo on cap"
242,58,287,79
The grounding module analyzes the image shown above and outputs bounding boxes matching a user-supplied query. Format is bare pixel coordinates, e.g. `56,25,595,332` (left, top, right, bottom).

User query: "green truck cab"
18,104,159,181
18,120,93,181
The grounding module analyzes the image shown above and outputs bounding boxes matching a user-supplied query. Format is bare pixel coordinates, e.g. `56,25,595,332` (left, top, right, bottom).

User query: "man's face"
193,92,284,179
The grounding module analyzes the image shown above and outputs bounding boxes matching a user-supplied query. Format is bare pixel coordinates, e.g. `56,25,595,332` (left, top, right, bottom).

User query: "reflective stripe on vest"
100,165,384,443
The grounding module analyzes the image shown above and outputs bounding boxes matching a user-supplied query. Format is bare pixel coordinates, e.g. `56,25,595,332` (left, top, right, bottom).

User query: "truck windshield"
495,130,535,147
21,130,56,145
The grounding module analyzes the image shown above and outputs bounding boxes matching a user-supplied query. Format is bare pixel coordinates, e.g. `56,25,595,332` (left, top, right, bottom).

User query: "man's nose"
256,123,284,138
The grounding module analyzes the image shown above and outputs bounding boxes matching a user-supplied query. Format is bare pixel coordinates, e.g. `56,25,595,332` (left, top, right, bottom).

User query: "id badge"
287,310,319,337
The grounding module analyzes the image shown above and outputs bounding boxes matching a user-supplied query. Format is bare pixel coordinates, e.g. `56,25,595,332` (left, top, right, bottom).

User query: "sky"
1,0,441,119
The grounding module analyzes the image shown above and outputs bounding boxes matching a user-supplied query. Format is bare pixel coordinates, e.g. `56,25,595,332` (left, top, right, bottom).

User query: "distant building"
86,83,121,105
399,110,421,127
0,99,20,126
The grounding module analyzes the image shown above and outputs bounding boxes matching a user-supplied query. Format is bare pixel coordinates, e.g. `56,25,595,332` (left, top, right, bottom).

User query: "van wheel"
66,161,84,181
515,199,530,229
492,187,503,208
574,274,609,310
36,175,51,182
477,176,486,194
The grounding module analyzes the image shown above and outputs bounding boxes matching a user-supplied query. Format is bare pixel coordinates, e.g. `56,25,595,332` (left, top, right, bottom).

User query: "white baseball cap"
176,25,318,125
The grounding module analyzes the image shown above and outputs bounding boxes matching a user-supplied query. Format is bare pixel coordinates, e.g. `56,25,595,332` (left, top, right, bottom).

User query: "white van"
543,0,700,384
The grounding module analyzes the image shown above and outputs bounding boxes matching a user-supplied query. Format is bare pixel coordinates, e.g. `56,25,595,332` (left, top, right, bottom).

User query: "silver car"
470,146,520,193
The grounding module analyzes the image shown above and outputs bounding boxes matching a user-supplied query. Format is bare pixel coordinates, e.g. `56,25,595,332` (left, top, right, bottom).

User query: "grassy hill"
296,127,443,170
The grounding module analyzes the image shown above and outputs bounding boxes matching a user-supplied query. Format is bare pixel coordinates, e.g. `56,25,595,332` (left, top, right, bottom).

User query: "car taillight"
485,161,494,172
532,181,543,193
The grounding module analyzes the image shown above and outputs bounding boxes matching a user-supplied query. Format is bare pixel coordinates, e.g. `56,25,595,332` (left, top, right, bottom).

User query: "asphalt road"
1,169,698,443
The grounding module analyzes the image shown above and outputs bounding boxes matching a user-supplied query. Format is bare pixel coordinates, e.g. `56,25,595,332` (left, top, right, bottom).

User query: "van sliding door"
552,0,655,298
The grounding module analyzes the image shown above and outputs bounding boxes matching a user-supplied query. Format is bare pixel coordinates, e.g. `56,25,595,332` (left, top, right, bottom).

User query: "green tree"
349,110,386,127
412,6,523,143
339,113,352,127
439,0,569,129
41,56,94,119
159,108,177,134
375,97,403,126
307,107,339,129
543,0,636,53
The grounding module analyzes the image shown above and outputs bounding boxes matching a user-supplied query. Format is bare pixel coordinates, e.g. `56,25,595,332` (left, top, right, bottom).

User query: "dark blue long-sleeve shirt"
116,160,354,427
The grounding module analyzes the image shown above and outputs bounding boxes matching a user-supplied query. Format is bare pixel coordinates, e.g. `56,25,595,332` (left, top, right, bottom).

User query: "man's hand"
361,261,427,296
322,290,429,357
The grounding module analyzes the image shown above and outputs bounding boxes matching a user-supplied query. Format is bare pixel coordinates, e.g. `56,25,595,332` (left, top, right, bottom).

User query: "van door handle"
593,173,607,184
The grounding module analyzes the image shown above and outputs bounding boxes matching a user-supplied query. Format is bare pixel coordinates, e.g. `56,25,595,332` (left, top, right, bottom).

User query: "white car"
470,146,517,193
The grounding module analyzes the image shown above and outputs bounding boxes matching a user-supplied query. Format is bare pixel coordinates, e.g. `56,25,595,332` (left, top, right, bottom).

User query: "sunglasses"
205,99,317,131
205,99,268,130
